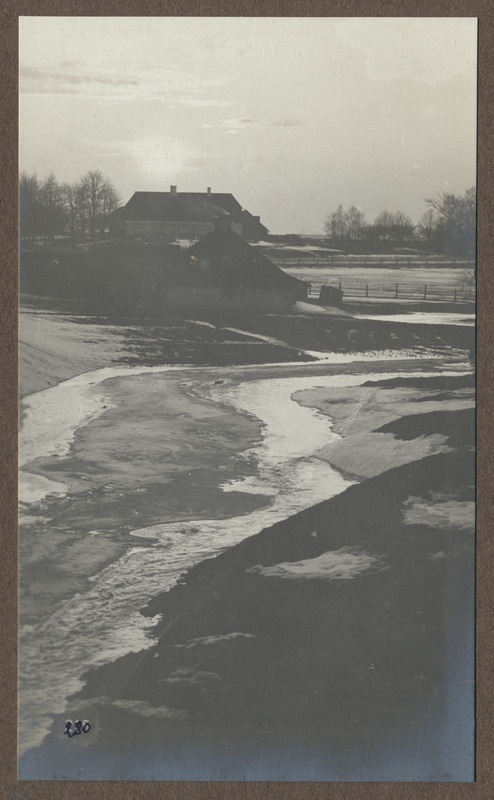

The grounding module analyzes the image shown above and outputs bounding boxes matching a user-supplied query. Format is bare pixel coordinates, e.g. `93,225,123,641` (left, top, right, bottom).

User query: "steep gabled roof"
123,191,243,222
188,228,306,291
240,208,269,235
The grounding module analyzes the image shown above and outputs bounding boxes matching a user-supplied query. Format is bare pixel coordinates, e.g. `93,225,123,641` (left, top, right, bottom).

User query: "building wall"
124,220,215,238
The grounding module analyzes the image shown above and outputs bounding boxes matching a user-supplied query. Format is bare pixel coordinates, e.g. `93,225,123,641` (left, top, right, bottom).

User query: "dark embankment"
20,234,305,313
22,404,475,780
217,308,474,353
375,407,474,446
20,245,474,355
20,243,183,305
363,373,475,389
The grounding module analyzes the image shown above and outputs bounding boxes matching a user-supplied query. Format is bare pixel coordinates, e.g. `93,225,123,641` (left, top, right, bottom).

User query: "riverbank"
19,297,313,397
22,436,474,780
20,294,474,399
18,297,475,780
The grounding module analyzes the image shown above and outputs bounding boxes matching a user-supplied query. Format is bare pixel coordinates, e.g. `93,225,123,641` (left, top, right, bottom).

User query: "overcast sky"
19,17,477,234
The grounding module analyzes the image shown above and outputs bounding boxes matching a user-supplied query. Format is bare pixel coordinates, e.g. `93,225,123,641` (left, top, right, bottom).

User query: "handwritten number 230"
64,719,91,738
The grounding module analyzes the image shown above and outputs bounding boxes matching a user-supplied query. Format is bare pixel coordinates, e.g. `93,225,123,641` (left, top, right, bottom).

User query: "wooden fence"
306,281,475,303
272,256,476,270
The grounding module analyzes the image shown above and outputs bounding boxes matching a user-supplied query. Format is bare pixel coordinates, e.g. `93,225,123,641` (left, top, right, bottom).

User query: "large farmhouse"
110,186,269,242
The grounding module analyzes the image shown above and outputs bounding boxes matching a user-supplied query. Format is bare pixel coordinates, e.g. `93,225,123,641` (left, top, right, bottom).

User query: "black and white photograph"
18,16,476,781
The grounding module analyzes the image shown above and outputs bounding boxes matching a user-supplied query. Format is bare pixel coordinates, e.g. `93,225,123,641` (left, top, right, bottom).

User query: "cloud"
269,118,305,128
334,18,477,84
87,137,207,179
20,64,140,93
222,117,304,134
19,62,229,107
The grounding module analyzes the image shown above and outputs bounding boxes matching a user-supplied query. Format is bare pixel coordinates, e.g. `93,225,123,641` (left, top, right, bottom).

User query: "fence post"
453,288,457,302
339,282,342,293
423,284,427,300
366,284,369,297
395,283,399,299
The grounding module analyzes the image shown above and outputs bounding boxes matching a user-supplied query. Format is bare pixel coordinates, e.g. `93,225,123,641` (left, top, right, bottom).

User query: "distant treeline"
324,188,476,258
19,170,121,245
20,169,476,260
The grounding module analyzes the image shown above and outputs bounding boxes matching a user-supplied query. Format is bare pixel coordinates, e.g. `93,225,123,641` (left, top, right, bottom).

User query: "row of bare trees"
20,170,121,245
325,205,415,243
324,188,476,257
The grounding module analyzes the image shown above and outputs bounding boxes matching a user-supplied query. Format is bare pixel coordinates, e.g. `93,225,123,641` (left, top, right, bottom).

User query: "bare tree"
345,206,366,241
20,172,66,244
20,169,121,246
19,172,41,206
425,187,476,257
19,173,41,244
324,204,347,240
418,208,438,241
79,170,120,241
60,182,81,245
39,173,62,211
392,211,415,239
99,180,121,233
372,209,415,241
38,173,65,242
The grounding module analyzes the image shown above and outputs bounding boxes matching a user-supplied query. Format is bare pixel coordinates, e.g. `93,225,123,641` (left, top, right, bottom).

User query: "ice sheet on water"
219,476,278,495
19,362,470,755
19,472,67,505
356,312,475,326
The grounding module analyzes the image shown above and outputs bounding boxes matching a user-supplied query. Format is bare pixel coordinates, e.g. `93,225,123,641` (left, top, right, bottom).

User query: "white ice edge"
19,354,470,506
355,312,475,326
18,359,471,755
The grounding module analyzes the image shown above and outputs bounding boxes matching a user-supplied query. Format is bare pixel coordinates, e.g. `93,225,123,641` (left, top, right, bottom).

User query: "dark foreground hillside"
21,400,475,781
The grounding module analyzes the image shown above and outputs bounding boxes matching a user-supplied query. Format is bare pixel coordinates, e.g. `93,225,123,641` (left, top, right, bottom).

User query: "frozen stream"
19,358,467,755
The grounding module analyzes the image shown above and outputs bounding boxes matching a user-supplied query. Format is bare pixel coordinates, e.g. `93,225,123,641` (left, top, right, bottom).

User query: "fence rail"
306,281,475,303
273,257,476,270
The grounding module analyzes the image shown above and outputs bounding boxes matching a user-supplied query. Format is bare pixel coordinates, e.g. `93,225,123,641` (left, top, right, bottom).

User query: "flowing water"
19,356,469,755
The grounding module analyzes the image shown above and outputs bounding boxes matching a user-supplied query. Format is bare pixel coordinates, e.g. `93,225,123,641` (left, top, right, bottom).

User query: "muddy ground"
18,296,475,781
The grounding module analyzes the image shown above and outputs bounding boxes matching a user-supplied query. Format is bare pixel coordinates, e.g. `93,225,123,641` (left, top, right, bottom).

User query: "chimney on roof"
170,185,177,194
207,187,211,194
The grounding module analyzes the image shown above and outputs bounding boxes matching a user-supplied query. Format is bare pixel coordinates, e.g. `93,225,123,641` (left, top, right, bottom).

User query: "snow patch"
402,497,474,530
294,301,353,317
174,633,256,649
247,547,387,582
